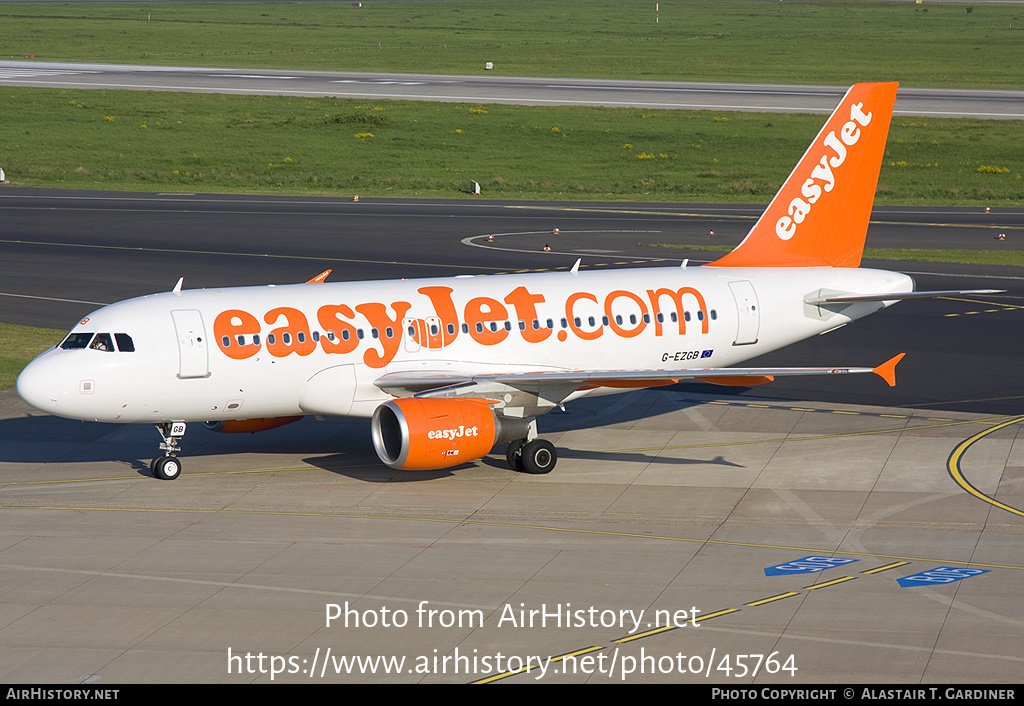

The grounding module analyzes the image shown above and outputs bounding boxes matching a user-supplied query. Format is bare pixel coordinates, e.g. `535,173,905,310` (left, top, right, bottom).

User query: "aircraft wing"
374,354,905,416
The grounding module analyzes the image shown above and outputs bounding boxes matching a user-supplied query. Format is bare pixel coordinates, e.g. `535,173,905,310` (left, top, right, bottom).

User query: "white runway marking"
0,68,97,79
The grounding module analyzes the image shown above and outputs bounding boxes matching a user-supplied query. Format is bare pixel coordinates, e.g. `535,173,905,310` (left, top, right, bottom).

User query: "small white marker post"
470,180,481,195
0,167,6,184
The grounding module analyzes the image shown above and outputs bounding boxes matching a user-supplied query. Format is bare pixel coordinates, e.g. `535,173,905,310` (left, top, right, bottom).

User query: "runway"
2,61,1023,118
1,190,1023,683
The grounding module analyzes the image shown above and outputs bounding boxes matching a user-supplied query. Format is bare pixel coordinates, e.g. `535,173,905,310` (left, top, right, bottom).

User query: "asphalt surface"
2,61,1023,118
3,380,1023,684
1,191,1022,687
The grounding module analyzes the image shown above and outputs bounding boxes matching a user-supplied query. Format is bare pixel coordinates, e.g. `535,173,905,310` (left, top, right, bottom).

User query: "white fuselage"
17,264,913,425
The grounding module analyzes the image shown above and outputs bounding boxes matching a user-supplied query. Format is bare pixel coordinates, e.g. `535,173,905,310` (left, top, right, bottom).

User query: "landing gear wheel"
153,456,182,480
152,422,186,480
519,439,557,475
506,438,527,472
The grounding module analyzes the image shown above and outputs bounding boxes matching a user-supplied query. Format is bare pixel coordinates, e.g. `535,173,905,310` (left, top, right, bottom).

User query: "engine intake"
371,398,529,470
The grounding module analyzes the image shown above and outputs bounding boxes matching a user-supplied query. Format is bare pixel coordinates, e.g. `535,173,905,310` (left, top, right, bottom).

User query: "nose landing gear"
151,455,182,480
152,422,186,480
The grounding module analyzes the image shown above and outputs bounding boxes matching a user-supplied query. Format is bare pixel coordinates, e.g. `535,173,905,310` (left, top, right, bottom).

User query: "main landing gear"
505,438,557,474
151,422,186,480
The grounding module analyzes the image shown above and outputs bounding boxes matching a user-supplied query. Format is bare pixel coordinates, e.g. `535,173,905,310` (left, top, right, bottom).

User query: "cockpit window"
60,332,94,349
59,332,136,352
115,333,135,352
89,333,114,352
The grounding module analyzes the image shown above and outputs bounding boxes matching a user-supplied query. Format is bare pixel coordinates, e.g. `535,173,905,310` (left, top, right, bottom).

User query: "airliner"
16,82,994,480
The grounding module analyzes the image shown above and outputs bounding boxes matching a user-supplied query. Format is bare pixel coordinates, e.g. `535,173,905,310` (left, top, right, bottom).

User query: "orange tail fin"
708,82,898,269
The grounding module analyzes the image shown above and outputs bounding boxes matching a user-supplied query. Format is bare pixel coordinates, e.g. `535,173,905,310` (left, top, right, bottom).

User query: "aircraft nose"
16,358,61,414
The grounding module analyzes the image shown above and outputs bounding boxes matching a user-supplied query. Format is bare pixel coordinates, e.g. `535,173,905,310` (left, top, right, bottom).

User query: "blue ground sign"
764,556,859,576
897,566,989,588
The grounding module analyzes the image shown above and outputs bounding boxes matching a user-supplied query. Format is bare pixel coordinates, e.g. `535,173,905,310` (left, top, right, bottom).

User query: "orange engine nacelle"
371,398,529,470
203,416,304,433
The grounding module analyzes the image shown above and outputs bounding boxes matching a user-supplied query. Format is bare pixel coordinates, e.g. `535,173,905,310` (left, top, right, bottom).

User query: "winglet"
306,269,332,284
172,277,183,294
872,352,905,387
708,82,898,269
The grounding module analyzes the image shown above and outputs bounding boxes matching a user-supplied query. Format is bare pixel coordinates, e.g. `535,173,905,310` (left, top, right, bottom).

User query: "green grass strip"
864,248,1024,266
2,88,1022,205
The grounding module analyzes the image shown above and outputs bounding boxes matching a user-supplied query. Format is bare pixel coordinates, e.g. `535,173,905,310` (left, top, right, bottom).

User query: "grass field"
3,87,1022,204
1,1,1022,89
0,1,1022,203
0,324,64,391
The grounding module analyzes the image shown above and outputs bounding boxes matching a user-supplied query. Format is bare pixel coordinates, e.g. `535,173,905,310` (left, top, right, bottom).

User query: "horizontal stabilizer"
805,289,1003,305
